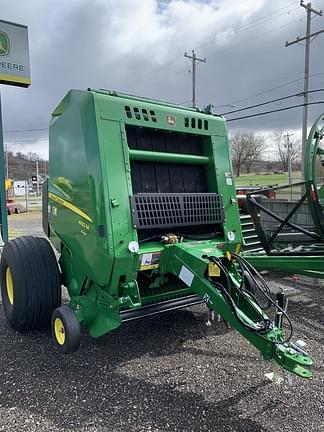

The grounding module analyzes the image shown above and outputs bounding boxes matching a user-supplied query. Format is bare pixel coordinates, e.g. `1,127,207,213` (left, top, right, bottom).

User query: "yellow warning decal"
139,252,161,271
140,264,159,271
48,192,93,223
208,262,220,277
235,243,241,254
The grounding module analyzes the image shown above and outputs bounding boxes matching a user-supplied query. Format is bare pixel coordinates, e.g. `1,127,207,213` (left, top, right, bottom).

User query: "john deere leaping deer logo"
166,114,176,127
0,30,10,56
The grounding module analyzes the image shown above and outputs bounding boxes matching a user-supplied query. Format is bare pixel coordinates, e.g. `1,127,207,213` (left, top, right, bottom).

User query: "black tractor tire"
51,306,81,354
0,236,61,332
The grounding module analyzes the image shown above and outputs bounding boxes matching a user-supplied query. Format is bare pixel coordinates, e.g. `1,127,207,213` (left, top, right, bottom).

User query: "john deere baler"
0,89,313,379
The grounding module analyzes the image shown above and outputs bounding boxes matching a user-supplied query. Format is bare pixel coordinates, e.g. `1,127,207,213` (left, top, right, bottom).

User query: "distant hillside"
7,152,48,181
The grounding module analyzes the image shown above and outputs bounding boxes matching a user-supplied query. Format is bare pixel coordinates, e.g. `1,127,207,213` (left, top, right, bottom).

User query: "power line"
4,140,48,144
227,77,305,105
223,72,324,106
123,3,303,90
221,88,324,115
3,128,47,134
188,24,302,103
194,1,299,51
206,14,305,61
212,70,303,103
226,100,324,122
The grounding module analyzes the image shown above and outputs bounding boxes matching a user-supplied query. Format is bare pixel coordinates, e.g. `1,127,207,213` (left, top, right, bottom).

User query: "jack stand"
205,309,215,327
287,373,293,386
264,362,284,384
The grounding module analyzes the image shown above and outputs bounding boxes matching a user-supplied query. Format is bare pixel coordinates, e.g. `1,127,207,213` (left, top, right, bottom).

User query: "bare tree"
272,131,301,171
26,151,39,162
231,132,265,176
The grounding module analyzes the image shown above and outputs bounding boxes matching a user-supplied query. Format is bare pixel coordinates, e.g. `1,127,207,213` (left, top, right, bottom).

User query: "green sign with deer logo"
0,20,31,87
0,31,9,56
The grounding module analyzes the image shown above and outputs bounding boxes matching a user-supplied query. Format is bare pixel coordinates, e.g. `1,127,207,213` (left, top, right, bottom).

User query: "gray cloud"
1,0,324,159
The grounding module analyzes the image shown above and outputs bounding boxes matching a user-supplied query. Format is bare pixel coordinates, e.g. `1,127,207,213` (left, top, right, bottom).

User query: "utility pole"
36,159,39,196
285,1,323,179
5,143,8,179
284,132,294,199
184,50,206,108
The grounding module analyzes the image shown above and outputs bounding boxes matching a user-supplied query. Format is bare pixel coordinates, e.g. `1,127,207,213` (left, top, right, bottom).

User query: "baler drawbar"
0,89,313,379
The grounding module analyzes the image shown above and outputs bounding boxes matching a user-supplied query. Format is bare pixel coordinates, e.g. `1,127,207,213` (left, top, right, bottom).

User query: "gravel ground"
0,213,323,432
8,211,43,239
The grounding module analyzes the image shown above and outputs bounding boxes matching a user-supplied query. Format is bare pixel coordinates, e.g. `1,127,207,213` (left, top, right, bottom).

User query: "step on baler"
0,89,313,379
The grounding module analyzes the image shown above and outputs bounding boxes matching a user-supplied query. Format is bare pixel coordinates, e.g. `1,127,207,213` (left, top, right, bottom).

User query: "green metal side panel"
48,91,113,289
94,116,138,294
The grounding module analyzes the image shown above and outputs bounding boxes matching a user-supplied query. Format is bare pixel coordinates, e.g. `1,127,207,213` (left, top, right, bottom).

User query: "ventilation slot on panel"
125,106,157,123
133,107,141,120
184,117,209,130
142,109,149,121
130,193,224,229
150,110,157,122
125,106,132,118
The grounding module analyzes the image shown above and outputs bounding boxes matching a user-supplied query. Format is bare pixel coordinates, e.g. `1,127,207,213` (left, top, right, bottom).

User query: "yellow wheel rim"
54,318,66,345
6,267,14,305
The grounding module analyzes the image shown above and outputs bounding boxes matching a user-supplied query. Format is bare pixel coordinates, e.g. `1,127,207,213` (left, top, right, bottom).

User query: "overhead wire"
204,13,305,60
4,140,48,144
220,88,324,115
122,3,303,89
127,14,305,91
226,101,324,122
226,73,324,106
194,1,299,51
214,70,304,102
3,128,48,133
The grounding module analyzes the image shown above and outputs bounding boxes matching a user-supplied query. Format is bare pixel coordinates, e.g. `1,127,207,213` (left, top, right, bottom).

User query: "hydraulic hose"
205,254,293,343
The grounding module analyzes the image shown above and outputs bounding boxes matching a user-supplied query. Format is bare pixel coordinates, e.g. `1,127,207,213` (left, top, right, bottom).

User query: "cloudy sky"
1,0,324,159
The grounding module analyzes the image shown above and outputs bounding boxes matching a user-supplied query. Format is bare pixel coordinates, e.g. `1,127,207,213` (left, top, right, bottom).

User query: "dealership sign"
0,19,31,87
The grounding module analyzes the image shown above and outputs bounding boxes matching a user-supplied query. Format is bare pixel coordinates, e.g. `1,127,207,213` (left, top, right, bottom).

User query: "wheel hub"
6,267,14,305
54,318,65,345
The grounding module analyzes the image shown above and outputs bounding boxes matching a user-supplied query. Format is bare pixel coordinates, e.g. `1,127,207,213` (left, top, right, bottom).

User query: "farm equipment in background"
244,113,324,279
0,89,313,379
236,185,276,214
5,178,26,215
